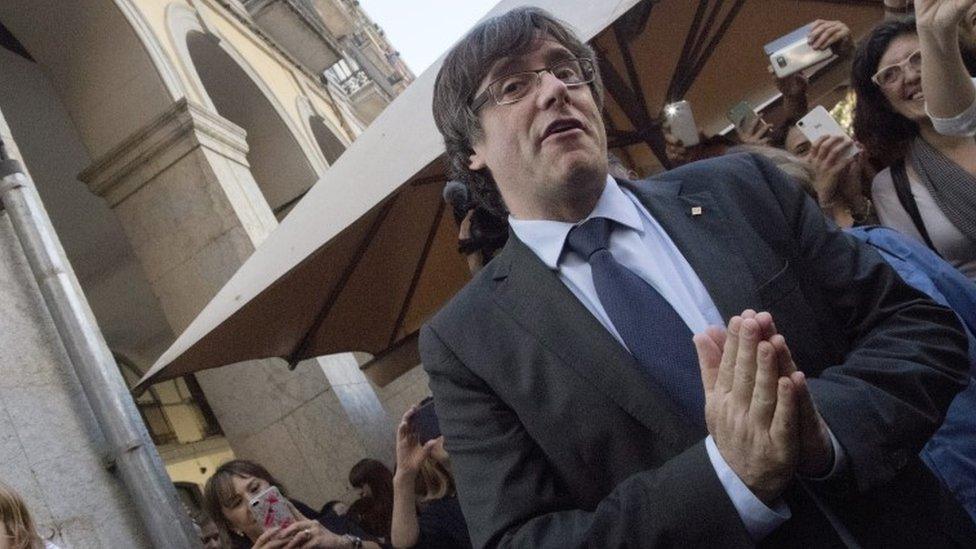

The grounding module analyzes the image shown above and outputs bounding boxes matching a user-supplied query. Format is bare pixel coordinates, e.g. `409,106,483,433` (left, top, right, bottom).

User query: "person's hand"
254,527,292,549
663,127,690,165
694,315,800,504
278,505,348,549
915,0,976,30
807,19,852,52
775,73,809,101
395,405,436,478
663,125,707,166
808,135,857,208
731,311,834,477
766,335,834,477
735,116,772,146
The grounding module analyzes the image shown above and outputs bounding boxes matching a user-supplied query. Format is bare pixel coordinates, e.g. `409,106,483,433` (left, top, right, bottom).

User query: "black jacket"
421,153,975,548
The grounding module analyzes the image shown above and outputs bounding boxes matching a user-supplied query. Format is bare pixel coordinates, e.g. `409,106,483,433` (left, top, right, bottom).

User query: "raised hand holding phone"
664,101,700,147
764,23,834,78
250,486,296,533
796,106,857,160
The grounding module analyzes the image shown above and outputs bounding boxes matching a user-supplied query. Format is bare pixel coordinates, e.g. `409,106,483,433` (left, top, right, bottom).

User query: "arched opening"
310,114,347,165
0,5,236,508
186,30,317,217
0,0,178,158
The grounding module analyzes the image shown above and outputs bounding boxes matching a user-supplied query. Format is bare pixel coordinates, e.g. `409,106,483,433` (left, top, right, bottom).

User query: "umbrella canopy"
136,0,643,391
137,0,883,391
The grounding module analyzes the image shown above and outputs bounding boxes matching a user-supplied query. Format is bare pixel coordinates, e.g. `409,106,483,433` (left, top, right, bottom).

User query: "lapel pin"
690,206,703,216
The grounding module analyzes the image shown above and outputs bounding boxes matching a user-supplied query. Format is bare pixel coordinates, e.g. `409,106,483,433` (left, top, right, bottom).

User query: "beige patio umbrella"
137,0,883,392
136,0,645,391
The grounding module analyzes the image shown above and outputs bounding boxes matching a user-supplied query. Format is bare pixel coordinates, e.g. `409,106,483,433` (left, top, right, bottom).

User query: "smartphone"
664,100,700,147
796,106,857,159
727,101,759,134
249,486,296,532
412,398,441,444
764,23,833,78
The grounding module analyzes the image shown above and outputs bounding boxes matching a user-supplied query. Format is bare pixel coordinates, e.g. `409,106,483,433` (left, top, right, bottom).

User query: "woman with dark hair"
203,459,378,549
347,459,394,542
852,8,976,281
390,404,471,549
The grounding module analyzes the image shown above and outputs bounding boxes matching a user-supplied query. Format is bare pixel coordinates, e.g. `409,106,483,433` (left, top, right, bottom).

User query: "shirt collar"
508,175,645,269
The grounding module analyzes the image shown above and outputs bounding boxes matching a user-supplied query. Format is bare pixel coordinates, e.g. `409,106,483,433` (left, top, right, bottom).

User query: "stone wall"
374,364,432,434
0,219,149,548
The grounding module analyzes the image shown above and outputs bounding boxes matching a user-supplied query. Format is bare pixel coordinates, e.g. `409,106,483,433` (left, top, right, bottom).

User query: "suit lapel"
490,233,702,448
621,178,760,322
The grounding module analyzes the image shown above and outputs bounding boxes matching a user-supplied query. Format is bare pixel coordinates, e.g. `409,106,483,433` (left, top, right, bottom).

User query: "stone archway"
309,114,347,165
0,0,180,159
186,30,318,215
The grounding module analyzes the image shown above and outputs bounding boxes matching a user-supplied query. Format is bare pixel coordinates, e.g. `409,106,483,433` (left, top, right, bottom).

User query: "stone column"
79,99,392,506
318,353,394,466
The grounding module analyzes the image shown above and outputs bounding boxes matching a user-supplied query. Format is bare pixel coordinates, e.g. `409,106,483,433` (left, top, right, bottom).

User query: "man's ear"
468,148,487,171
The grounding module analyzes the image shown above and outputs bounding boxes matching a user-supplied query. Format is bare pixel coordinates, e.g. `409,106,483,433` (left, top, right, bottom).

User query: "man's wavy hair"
432,7,604,216
851,19,920,167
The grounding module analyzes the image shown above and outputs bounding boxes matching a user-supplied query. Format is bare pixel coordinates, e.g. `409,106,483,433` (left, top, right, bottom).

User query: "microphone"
443,180,471,223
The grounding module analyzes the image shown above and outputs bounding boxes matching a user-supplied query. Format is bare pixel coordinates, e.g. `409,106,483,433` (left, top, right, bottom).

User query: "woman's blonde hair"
416,457,455,502
0,481,43,549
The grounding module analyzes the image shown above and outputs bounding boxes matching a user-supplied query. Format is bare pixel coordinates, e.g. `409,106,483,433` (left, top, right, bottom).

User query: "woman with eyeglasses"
852,4,976,282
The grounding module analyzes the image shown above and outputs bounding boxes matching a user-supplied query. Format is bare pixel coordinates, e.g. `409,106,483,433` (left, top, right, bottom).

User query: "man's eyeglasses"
872,50,922,88
471,58,595,111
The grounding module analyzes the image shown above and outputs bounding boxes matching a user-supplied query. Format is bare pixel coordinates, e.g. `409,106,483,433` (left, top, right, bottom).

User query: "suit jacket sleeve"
746,152,970,492
420,324,754,549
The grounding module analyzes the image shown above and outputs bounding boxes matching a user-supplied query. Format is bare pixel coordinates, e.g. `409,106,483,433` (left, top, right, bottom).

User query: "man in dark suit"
422,7,974,548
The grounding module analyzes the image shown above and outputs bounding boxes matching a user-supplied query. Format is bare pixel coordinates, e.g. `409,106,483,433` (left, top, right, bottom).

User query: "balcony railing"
328,68,371,96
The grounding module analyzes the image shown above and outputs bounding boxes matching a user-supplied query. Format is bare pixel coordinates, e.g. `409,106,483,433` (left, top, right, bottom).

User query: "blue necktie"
566,217,706,425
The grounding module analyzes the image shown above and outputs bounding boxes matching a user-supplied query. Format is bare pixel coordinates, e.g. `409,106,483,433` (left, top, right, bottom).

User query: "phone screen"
412,398,441,444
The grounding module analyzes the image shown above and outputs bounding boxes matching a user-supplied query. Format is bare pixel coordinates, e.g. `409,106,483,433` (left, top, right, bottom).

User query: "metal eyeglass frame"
471,57,595,112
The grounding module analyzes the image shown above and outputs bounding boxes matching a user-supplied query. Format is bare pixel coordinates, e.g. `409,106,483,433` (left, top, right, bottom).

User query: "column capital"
79,98,249,206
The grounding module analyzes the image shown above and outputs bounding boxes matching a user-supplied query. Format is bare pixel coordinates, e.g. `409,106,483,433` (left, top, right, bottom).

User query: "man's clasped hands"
693,310,835,504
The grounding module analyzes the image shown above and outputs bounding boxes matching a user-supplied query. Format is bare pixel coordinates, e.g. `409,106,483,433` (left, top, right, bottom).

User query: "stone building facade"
0,1,428,545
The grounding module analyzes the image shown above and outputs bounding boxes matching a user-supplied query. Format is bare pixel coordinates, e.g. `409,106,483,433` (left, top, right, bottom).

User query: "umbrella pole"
0,139,201,548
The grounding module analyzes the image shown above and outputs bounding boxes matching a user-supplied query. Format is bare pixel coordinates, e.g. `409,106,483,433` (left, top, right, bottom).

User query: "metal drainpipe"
0,139,201,549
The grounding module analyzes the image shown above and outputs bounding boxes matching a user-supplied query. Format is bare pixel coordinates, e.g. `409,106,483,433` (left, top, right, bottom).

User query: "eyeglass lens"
490,59,592,105
877,50,922,87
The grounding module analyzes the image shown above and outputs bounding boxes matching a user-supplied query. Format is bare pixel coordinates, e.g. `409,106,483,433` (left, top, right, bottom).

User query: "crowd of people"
428,0,976,547
184,398,471,549
5,1,976,548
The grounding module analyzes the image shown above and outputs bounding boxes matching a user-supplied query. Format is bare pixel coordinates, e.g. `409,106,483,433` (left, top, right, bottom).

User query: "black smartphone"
412,398,441,443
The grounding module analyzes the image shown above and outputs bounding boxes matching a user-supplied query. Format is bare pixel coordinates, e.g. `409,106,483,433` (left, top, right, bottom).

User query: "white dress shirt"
508,176,794,539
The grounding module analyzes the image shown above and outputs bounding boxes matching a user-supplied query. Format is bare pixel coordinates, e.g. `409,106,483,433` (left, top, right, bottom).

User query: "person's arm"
743,152,970,492
389,406,431,549
884,0,916,21
917,0,976,134
390,475,421,548
421,324,765,548
776,73,809,121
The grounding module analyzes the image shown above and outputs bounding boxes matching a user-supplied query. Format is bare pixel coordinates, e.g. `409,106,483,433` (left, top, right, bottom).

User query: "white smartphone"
764,23,833,78
665,100,700,147
249,486,296,533
796,106,857,159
